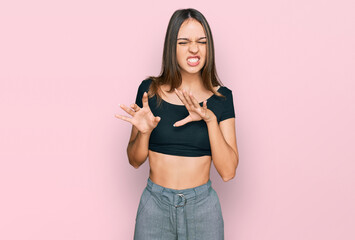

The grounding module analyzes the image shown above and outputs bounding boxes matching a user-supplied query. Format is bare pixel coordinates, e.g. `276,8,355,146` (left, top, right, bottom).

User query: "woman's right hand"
115,92,161,134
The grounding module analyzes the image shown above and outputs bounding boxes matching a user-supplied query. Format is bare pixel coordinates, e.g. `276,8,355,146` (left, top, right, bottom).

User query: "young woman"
115,8,239,240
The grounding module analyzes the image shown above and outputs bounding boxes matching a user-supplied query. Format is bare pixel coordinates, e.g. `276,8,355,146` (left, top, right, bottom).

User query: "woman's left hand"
173,88,216,127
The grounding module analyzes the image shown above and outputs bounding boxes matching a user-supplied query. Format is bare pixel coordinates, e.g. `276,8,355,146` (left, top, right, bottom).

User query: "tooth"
188,58,199,62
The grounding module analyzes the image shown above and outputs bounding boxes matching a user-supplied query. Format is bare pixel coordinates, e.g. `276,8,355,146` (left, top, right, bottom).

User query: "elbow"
129,159,140,169
127,146,141,169
222,157,238,182
222,172,235,182
222,168,236,182
127,153,142,169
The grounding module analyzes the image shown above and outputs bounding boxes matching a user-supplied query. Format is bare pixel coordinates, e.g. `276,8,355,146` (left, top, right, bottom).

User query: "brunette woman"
116,8,239,240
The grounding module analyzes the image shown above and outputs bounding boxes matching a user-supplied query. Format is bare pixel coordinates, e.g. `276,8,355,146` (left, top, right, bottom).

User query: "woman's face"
176,19,207,77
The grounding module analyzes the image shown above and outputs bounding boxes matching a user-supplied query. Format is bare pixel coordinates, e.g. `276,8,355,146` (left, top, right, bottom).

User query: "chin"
184,66,204,74
183,70,202,75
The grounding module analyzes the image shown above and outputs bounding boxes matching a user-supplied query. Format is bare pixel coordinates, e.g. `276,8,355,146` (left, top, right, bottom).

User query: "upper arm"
219,118,238,158
218,89,238,158
219,90,235,122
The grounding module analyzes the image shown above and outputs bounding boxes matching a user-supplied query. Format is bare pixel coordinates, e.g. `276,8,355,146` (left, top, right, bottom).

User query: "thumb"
173,116,191,127
155,116,161,122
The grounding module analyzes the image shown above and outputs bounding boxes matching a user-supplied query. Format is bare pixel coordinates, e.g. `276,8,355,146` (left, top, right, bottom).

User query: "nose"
188,42,199,53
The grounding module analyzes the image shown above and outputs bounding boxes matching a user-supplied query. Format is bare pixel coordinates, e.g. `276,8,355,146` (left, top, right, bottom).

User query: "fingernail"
173,123,176,127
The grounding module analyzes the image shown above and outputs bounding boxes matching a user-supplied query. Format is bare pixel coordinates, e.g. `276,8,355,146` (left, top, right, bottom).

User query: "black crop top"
135,78,235,157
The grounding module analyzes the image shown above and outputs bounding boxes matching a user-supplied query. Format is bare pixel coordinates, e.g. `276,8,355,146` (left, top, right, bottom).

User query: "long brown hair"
146,8,225,107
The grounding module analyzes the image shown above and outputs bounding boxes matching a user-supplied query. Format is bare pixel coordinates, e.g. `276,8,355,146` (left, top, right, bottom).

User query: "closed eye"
178,42,207,45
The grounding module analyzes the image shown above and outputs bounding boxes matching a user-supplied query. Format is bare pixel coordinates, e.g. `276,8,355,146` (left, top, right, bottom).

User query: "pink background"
1,0,354,239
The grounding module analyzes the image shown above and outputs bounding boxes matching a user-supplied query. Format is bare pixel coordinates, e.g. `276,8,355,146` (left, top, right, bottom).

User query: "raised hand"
173,88,216,127
115,92,161,134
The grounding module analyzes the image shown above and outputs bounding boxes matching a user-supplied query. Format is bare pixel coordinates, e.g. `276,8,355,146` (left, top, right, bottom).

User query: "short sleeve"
219,90,235,122
135,79,151,108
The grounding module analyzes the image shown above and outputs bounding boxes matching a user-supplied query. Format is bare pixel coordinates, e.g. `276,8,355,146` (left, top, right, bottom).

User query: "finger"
155,116,161,123
131,103,141,111
174,88,190,110
119,104,135,116
203,100,207,110
114,114,132,123
173,115,192,127
183,89,194,107
142,92,150,109
188,92,201,108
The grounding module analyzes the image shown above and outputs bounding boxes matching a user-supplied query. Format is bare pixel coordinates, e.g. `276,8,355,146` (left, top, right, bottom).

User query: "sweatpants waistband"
146,177,212,207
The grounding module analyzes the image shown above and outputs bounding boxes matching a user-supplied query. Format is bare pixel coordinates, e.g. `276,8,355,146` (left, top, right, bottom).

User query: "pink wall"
1,0,354,239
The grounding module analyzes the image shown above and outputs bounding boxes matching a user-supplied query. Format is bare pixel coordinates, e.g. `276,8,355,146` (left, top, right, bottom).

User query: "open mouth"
187,57,200,66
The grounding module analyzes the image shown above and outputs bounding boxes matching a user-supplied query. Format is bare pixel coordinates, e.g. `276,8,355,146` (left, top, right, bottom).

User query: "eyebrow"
177,37,207,40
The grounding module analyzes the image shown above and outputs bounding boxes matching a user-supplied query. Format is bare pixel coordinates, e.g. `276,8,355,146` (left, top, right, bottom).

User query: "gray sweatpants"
134,177,224,240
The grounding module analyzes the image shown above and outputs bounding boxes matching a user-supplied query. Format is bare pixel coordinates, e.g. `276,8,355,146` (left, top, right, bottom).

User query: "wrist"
139,129,152,137
204,109,217,124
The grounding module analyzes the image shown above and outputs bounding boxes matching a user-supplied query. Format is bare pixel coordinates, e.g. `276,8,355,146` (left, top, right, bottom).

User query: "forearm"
127,131,151,169
206,118,238,181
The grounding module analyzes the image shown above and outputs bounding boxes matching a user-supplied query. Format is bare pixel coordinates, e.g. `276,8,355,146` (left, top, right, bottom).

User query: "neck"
179,71,203,91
